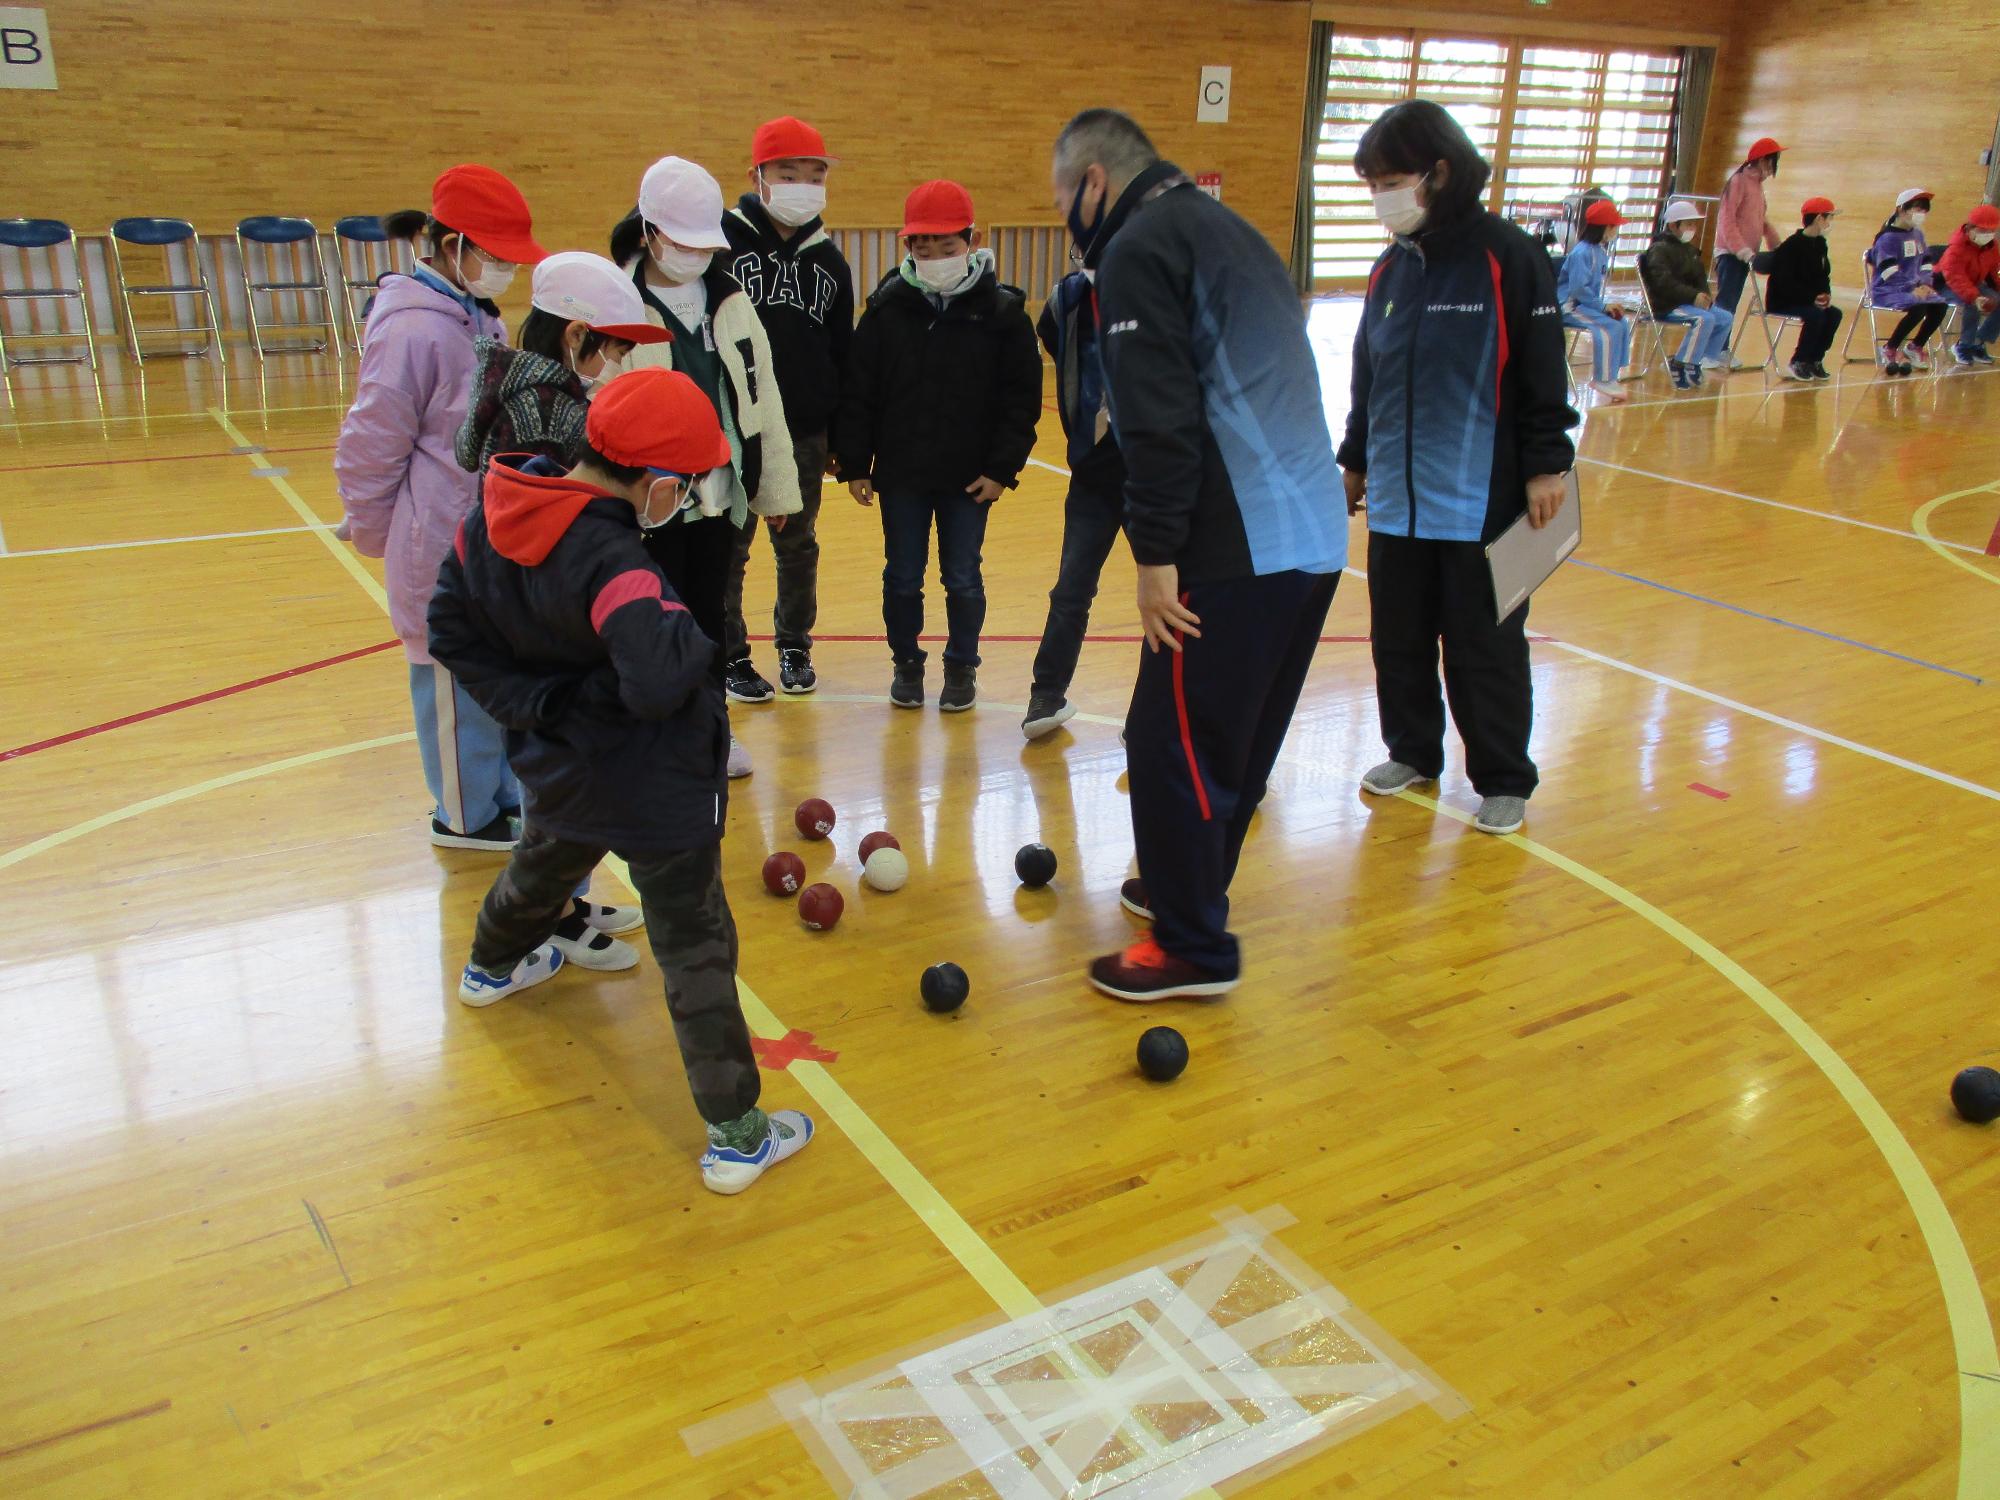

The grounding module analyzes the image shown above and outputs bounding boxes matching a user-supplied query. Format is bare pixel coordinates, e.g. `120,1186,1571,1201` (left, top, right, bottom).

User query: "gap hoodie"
722,195,855,437
427,455,728,852
335,270,506,662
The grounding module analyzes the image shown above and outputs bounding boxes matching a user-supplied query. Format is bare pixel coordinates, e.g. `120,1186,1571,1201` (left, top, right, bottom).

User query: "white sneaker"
727,735,753,779
548,912,639,971
1590,379,1628,402
701,1108,814,1195
457,945,565,1007
575,900,643,935
1699,356,1731,372
1360,760,1433,795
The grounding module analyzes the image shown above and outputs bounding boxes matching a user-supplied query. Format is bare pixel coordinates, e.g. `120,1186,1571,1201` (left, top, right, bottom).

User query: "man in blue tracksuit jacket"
1055,108,1347,1003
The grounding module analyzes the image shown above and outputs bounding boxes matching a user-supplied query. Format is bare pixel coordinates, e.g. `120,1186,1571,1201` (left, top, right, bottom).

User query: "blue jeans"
1714,254,1750,317
880,490,993,668
1660,303,1733,366
1948,292,2000,352
409,661,519,832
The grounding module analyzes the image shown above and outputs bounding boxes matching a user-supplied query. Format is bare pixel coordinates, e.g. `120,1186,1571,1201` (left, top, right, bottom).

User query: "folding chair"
235,216,337,359
108,217,224,365
0,218,98,374
332,215,409,350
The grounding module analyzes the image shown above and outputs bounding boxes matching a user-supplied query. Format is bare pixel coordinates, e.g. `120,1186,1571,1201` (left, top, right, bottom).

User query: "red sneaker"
1087,936,1237,1003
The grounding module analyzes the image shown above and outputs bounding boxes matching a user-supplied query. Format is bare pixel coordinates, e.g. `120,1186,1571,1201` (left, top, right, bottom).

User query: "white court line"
1575,456,1988,554
1586,363,1998,414
0,510,8,555
0,524,320,559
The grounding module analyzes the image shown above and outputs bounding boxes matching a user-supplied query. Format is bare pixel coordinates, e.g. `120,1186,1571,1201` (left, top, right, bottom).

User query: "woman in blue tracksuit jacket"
1336,100,1578,836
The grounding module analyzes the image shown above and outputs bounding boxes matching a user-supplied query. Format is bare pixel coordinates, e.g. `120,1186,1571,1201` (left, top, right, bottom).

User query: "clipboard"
1485,469,1581,623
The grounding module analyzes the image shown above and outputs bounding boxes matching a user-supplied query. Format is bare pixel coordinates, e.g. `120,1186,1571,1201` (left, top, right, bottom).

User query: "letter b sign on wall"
0,8,57,90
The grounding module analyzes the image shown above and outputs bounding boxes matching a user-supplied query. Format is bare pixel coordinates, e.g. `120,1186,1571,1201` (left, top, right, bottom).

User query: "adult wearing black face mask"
1338,99,1576,839
1053,108,1348,1005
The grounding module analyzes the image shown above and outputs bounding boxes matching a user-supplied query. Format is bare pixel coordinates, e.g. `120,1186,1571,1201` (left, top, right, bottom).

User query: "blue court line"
1564,559,1987,686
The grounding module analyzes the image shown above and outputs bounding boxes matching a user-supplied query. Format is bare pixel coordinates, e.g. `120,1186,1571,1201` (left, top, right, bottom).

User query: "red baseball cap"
1584,199,1626,227
1801,196,1838,217
902,180,976,238
431,164,546,265
1748,137,1784,160
1969,204,2000,230
586,368,732,475
752,116,836,168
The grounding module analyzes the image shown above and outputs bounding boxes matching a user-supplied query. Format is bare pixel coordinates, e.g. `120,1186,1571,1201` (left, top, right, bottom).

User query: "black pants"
643,511,737,687
1031,481,1126,697
1886,303,1949,349
1771,302,1844,362
470,827,758,1126
880,489,993,668
1127,569,1339,975
724,430,827,663
1367,531,1537,799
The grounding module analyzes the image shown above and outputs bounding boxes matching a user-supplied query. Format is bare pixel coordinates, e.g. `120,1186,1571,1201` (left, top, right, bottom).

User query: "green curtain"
1291,20,1336,293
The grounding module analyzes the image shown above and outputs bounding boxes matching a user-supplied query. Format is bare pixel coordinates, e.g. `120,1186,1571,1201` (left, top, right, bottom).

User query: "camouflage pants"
469,827,760,1125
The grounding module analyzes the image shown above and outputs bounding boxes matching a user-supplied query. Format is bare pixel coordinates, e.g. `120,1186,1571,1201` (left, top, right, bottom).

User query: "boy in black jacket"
1766,197,1843,381
1022,266,1127,739
429,368,814,1197
720,116,855,696
836,180,1043,712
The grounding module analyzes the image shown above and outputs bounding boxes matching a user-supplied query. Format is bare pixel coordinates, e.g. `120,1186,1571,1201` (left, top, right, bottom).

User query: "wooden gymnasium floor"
1,303,1997,1499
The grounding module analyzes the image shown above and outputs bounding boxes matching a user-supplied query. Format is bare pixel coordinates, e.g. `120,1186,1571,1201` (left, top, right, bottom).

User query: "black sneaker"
1973,348,1997,367
1021,691,1076,740
939,665,977,713
777,647,817,695
1812,361,1832,381
1785,358,1815,382
1120,878,1153,921
890,660,924,709
1668,359,1693,391
725,657,775,704
429,812,517,852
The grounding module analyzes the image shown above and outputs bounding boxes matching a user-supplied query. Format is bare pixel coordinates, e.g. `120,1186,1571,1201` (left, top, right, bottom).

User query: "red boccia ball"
795,798,837,841
762,851,807,896
859,830,901,861
798,883,844,931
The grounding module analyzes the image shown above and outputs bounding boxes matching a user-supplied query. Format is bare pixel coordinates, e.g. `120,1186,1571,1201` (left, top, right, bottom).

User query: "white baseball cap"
531,252,670,344
1662,199,1705,224
637,157,731,250
1895,186,1935,209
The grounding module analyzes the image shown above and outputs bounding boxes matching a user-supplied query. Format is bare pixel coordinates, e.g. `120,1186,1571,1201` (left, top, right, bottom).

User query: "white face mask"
762,176,827,228
1371,177,1429,237
577,350,625,395
454,243,515,299
651,240,713,285
1975,231,1997,247
914,253,970,292
637,472,697,530
1675,226,1698,243
1908,210,1928,229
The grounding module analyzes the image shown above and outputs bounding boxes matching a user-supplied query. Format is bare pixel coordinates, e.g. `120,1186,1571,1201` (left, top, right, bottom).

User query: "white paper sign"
0,8,55,90
1197,65,1230,123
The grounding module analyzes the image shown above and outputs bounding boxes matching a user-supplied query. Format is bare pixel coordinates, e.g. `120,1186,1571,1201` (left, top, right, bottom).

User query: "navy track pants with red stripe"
1126,569,1340,975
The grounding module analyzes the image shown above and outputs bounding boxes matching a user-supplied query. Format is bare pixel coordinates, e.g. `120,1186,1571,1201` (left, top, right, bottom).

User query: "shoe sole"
939,699,976,714
779,680,818,695
547,935,639,972
1119,894,1155,921
1023,703,1077,740
458,950,566,1007
1473,816,1525,835
890,694,923,710
727,766,753,780
1359,776,1433,797
1089,973,1238,1003
585,911,645,935
726,687,775,704
430,832,517,852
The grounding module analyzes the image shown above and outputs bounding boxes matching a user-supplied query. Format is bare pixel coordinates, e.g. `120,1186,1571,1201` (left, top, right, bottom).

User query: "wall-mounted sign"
1197,65,1230,123
0,8,55,90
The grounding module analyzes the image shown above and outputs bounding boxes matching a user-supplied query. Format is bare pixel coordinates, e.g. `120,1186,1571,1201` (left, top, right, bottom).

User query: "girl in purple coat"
1870,188,1949,376
335,165,546,849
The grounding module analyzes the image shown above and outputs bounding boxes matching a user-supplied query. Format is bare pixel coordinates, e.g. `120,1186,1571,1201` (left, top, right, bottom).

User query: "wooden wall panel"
0,0,1313,268
1699,0,1996,286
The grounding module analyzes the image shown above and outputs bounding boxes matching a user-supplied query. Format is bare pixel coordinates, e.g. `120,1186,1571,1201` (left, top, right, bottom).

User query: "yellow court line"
1912,481,2000,589
207,406,388,611
1395,789,2000,1497
0,734,412,875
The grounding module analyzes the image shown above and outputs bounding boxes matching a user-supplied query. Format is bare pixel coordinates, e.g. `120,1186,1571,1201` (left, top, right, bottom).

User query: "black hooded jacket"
722,195,855,437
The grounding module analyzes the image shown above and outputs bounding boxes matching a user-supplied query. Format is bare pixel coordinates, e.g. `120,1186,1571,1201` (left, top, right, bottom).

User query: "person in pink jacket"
1712,136,1784,359
335,165,547,850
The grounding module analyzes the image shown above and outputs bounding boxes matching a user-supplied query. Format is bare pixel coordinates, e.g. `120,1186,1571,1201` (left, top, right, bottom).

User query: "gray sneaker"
1474,795,1527,835
1359,760,1431,796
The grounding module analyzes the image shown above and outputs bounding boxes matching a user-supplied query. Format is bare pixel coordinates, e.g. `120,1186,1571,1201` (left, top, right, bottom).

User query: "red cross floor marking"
752,1029,838,1071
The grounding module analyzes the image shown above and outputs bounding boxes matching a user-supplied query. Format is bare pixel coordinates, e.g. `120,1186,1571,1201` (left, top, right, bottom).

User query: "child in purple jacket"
335,165,547,850
1869,188,1949,376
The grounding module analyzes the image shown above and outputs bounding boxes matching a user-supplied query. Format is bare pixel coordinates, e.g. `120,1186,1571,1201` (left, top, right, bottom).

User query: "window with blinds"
1307,28,1683,286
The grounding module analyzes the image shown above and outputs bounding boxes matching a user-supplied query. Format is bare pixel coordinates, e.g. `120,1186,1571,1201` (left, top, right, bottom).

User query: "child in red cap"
719,117,856,698
429,367,814,1197
835,180,1043,711
335,164,546,853
1766,197,1843,380
1939,203,2000,365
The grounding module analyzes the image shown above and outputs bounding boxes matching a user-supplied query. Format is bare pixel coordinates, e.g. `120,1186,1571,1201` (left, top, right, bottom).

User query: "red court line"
1688,781,1732,801
1985,508,2000,557
1,640,399,763
0,444,332,476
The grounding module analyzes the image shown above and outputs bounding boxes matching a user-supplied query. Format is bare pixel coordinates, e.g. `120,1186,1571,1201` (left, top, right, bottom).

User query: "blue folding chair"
108,217,224,365
332,214,409,350
235,216,337,358
0,218,98,374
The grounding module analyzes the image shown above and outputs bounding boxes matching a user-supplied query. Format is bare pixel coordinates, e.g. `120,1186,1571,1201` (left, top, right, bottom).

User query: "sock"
708,1106,769,1153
